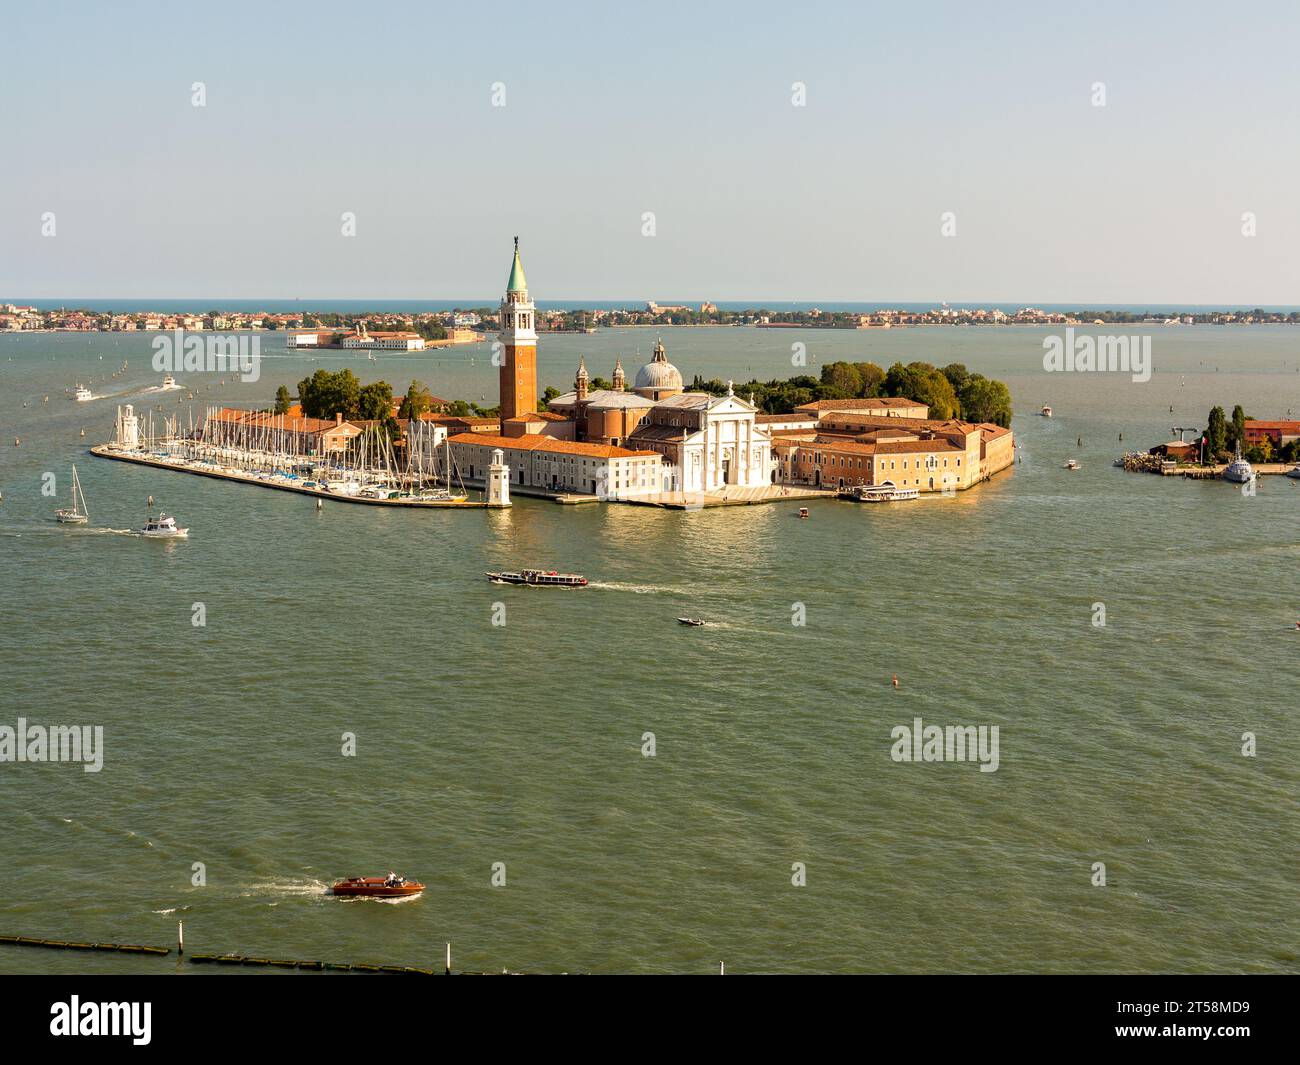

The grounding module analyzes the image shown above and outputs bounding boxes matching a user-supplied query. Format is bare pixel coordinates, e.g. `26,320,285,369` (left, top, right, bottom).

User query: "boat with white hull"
140,497,188,538
55,466,90,524
486,569,587,587
1223,445,1255,484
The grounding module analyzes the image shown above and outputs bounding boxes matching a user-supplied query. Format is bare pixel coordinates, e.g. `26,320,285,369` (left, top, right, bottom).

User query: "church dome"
634,338,683,394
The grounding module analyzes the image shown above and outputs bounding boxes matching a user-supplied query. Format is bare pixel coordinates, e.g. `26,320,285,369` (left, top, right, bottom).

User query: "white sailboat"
55,466,90,524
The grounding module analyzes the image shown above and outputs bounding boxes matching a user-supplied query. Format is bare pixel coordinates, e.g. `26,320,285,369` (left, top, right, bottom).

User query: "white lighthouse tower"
487,448,511,507
114,404,140,449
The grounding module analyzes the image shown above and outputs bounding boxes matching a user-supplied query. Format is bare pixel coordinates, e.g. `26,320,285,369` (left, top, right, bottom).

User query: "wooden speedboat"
486,569,588,587
331,875,424,899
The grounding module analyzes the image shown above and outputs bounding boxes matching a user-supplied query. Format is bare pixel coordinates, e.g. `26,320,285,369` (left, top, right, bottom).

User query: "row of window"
809,454,961,470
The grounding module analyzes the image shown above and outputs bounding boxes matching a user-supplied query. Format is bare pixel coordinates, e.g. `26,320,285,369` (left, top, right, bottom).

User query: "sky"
2,0,1298,304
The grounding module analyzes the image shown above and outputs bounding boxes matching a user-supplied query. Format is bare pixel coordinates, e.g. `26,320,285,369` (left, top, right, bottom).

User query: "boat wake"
239,878,331,899
587,581,689,595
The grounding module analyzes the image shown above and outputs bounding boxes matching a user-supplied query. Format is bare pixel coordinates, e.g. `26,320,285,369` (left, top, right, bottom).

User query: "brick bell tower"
498,236,537,428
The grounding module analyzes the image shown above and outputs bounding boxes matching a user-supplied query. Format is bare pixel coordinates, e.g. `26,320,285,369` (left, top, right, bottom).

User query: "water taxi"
330,874,424,899
1063,458,1082,470
1040,405,1052,417
797,507,809,518
486,569,588,587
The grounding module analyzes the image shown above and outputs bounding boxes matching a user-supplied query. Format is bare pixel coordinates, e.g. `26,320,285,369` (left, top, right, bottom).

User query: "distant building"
1243,419,1300,449
287,323,425,350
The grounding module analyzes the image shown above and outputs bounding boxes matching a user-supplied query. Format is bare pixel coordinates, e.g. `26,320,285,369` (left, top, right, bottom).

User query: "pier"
1117,452,1295,479
90,446,506,508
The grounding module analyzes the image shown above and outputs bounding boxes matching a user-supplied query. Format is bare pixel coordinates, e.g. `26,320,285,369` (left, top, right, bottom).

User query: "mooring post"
178,921,184,956
445,942,451,975
719,960,724,975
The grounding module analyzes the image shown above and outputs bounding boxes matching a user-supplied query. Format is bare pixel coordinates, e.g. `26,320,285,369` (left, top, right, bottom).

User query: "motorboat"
486,569,588,587
73,385,93,402
1040,405,1052,417
161,374,178,389
140,499,189,538
331,875,424,899
55,465,90,524
677,617,706,626
1223,444,1255,484
797,507,809,518
1063,458,1082,470
1286,464,1300,480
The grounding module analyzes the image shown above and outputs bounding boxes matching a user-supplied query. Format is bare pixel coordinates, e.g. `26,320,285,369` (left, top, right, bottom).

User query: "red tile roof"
448,432,659,460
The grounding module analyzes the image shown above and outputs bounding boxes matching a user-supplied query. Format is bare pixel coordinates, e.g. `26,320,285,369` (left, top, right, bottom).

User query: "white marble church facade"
628,387,775,493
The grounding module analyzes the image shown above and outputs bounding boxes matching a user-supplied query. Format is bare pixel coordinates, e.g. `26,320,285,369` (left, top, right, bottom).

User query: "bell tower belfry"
498,236,538,428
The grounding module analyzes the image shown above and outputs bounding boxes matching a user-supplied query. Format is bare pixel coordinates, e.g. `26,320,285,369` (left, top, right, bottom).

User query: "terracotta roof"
1244,420,1300,430
448,432,659,460
756,412,816,423
208,407,359,435
795,397,926,412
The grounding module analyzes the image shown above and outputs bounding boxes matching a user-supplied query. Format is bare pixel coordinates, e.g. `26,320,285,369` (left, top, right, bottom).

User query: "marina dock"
90,445,506,508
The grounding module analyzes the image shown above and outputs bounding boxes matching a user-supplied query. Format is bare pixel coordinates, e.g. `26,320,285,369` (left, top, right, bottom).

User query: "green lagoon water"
0,325,1296,974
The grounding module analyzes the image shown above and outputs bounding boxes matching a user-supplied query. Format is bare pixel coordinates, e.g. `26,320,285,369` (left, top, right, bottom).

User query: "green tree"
1226,405,1247,450
358,381,395,421
883,361,960,420
297,368,362,420
1205,406,1227,458
820,361,863,396
397,380,434,420
941,363,970,393
273,385,292,415
958,374,1013,427
853,362,885,396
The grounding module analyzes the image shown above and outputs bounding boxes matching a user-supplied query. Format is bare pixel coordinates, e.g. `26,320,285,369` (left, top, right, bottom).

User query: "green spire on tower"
506,236,527,293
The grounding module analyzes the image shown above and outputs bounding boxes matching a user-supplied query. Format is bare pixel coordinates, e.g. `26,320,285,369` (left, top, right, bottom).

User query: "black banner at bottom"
0,973,1290,1052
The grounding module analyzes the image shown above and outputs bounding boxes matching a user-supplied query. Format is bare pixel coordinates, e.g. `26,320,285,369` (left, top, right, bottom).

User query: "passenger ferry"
486,569,588,587
843,481,920,503
73,385,93,402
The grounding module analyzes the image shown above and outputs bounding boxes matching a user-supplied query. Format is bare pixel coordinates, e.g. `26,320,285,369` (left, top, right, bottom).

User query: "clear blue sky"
2,0,1297,303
